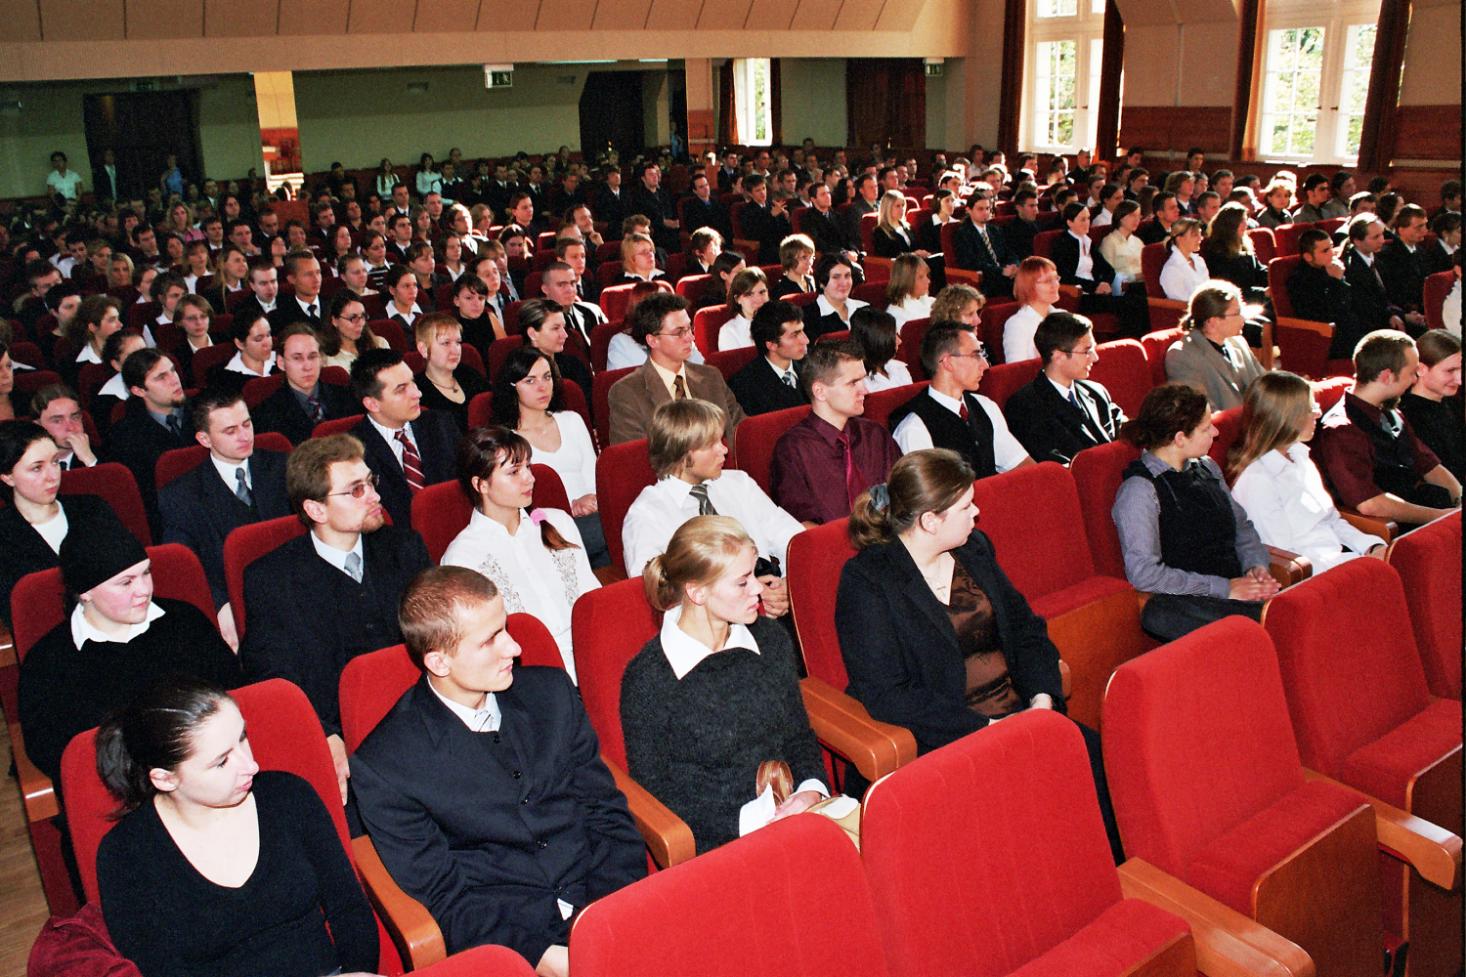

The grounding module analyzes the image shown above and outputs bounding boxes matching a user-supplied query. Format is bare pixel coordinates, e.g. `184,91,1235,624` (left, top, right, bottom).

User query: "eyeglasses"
326,471,380,499
949,343,988,361
337,313,367,323
656,327,695,339
1064,345,1098,357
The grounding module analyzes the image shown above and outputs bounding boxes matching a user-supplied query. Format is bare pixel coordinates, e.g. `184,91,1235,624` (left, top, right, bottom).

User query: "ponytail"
642,553,680,612
848,450,973,550
848,486,895,549
530,508,579,552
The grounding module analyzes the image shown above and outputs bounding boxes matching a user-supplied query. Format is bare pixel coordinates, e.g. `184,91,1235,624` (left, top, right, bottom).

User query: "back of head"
642,514,753,611
848,448,974,549
1354,329,1414,384
1232,370,1312,477
1119,382,1210,450
647,398,725,478
398,565,499,669
1417,328,1461,368
849,307,897,372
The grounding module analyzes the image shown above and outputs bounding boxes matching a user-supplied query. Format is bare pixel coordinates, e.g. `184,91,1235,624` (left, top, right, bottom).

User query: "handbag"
755,760,861,849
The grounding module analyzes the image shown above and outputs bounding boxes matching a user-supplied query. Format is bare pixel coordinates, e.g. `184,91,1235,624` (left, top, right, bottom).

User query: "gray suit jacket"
1163,330,1267,411
607,360,746,445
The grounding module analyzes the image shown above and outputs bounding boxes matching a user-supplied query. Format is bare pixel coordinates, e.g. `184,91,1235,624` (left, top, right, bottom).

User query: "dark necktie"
306,394,323,423
1068,386,1084,413
395,429,426,492
673,375,688,400
958,400,970,423
978,226,997,265
234,467,253,507
688,482,717,515
835,429,864,507
165,412,182,440
781,369,797,389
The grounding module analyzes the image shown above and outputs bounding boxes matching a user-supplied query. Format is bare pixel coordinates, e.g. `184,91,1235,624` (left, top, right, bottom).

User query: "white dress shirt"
815,293,868,325
210,454,251,496
98,372,130,400
886,295,934,331
891,388,1029,471
864,359,913,393
1070,231,1095,282
427,680,501,732
1444,278,1461,338
1002,304,1046,363
32,504,69,554
440,507,598,680
1159,248,1211,302
622,471,804,578
1230,443,1385,572
367,414,410,468
717,314,754,351
309,529,365,578
527,411,598,500
607,334,705,371
71,601,165,648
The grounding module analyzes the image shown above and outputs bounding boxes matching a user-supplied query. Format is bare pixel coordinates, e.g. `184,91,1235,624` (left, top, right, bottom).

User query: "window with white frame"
1257,0,1380,163
1022,0,1108,155
732,58,773,147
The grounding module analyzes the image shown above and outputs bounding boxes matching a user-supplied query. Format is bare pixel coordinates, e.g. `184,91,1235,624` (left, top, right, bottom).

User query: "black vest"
1123,459,1242,579
1345,397,1452,508
889,390,997,479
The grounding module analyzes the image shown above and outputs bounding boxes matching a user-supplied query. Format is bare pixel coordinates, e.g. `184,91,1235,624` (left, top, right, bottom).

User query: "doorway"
82,89,202,202
580,71,645,159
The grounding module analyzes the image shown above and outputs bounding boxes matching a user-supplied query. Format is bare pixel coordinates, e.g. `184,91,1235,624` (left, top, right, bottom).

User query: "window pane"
1034,39,1078,147
1037,0,1077,17
1336,23,1376,158
1260,26,1326,158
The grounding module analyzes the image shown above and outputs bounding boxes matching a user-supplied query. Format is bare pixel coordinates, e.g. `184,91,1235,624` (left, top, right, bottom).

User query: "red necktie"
836,429,864,507
959,400,970,423
395,429,426,493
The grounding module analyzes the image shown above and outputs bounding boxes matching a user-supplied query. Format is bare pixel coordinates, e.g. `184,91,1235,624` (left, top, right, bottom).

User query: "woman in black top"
1201,202,1270,302
96,676,379,977
1401,330,1463,480
412,312,488,432
835,449,1121,858
0,420,129,628
621,516,826,853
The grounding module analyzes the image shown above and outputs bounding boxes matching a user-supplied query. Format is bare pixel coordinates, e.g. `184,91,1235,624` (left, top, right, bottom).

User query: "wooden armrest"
1265,546,1312,587
1118,858,1315,977
945,267,981,287
605,756,696,869
352,834,446,970
800,676,917,783
1302,770,1462,891
1340,509,1397,542
8,722,58,822
1274,316,1333,338
1059,659,1071,699
1146,297,1187,310
1255,318,1276,369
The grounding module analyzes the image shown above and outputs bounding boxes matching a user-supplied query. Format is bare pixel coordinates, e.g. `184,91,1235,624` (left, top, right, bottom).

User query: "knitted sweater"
620,616,824,853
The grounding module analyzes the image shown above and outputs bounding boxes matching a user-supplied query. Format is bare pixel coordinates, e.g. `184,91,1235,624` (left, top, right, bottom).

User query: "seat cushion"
1006,898,1193,977
1029,574,1134,621
1339,698,1463,810
1185,778,1367,914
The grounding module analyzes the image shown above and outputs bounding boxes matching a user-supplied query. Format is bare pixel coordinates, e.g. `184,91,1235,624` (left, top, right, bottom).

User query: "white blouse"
886,295,934,331
607,333,706,371
1159,248,1211,303
1230,442,1385,573
1099,231,1143,284
527,411,598,500
440,507,600,681
864,360,913,393
717,314,754,351
1002,304,1046,363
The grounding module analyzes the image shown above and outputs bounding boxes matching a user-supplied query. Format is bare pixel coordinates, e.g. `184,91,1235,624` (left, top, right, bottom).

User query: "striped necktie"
395,429,426,492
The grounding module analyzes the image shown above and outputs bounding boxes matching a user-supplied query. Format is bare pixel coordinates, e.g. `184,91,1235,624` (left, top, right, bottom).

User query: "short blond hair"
413,311,462,348
647,399,725,478
398,566,500,669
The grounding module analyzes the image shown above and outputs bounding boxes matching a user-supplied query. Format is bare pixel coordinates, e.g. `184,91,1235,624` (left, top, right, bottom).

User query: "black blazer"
740,203,791,265
1287,262,1367,359
240,526,430,734
0,495,126,628
158,450,292,608
872,225,916,259
1343,249,1399,331
1003,374,1124,466
108,399,193,539
1421,240,1454,278
682,197,732,240
835,531,1066,756
728,356,808,417
351,411,459,529
269,297,325,334
1007,218,1042,259
840,199,878,253
1376,239,1426,312
801,302,851,343
1051,232,1116,293
954,221,1017,297
253,381,354,445
800,207,847,256
350,672,645,961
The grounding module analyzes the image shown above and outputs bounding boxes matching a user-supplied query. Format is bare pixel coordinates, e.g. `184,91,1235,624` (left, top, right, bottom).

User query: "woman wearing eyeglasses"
321,292,388,371
1163,280,1266,410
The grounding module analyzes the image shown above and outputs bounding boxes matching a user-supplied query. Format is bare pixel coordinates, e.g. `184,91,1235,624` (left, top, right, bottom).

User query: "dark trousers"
574,512,611,570
1140,593,1264,643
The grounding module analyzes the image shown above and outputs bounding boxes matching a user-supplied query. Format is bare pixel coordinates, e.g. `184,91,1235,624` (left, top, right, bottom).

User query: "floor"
0,721,50,977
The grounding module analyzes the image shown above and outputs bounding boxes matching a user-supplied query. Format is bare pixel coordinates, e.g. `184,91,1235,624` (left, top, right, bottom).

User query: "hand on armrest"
1264,547,1312,587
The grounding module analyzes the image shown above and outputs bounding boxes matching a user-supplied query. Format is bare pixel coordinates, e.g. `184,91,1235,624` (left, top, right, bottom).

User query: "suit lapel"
881,545,962,661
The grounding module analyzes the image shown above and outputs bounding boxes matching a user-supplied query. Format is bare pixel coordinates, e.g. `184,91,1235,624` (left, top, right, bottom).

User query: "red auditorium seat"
692,305,734,356
1272,222,1311,256
311,414,364,439
12,367,61,399
1423,271,1453,332
1103,616,1420,974
1139,327,1183,387
590,321,621,372
59,678,476,975
1070,440,1143,579
571,816,888,977
1387,510,1462,699
1088,338,1152,418
705,346,757,381
153,432,293,490
1032,229,1063,259
977,301,1021,365
60,463,152,546
409,465,570,563
851,280,887,309
600,280,672,324
187,342,236,381
369,318,408,353
1248,227,1277,264
975,357,1039,410
1205,405,1244,473
9,544,215,917
1268,254,1341,379
863,709,1308,976
594,438,657,574
675,273,711,302
863,381,926,430
1140,241,1188,330
591,366,635,447
730,404,808,493
222,514,307,642
969,463,1146,728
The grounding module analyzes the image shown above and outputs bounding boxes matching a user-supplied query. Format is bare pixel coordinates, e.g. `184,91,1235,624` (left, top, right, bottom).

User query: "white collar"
1259,442,1311,474
658,603,760,681
368,412,409,443
210,453,251,493
1046,375,1076,397
98,373,130,399
70,601,165,648
817,294,866,319
927,386,970,415
467,506,535,540
226,350,275,376
428,680,502,732
309,529,365,575
648,357,688,391
295,295,321,313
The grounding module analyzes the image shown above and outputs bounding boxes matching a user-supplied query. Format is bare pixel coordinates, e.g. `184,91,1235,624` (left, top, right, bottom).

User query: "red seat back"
592,366,635,447
896,316,932,378
590,321,620,372
863,711,1130,976
1312,375,1353,413
1140,241,1168,297
859,213,878,253
572,815,887,977
10,543,215,662
189,343,236,381
595,438,657,573
1139,328,1183,388
977,301,1021,365
486,335,521,379
675,274,711,302
154,433,293,490
311,414,364,439
851,281,887,309
787,520,858,688
1089,339,1151,418
13,367,62,400
706,346,757,382
969,463,1098,601
1268,254,1304,319
1423,271,1453,332
692,305,734,357
223,515,308,641
1388,510,1462,699
1070,439,1142,579
410,465,570,563
1032,229,1062,259
864,381,927,430
1248,227,1276,264
243,374,285,408
976,358,1039,411
1261,558,1433,781
370,318,408,353
599,281,673,324
1206,406,1244,474
1102,617,1307,884
731,405,809,493
60,463,152,546
1273,222,1311,256
570,578,659,769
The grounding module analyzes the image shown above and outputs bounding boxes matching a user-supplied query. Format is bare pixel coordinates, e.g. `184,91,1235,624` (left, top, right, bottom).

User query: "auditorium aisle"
0,721,50,976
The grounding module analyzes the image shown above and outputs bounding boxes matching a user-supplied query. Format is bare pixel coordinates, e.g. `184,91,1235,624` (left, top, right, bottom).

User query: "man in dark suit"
801,183,856,260
628,161,680,253
231,259,281,325
1003,311,1125,465
840,173,881,253
107,348,191,538
739,176,792,265
241,433,431,803
1377,204,1430,314
716,151,741,193
729,300,811,416
91,148,123,202
1288,228,1369,360
269,250,327,333
539,261,608,359
607,292,746,445
351,566,645,969
1343,215,1427,338
681,172,732,240
1006,189,1046,259
253,323,354,444
953,190,1019,299
593,165,629,236
348,348,458,529
160,389,291,625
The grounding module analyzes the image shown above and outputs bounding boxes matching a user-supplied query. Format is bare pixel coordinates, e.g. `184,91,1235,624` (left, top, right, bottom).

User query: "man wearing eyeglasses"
241,433,431,806
889,322,1033,479
1004,311,1126,466
253,323,354,445
607,291,746,445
